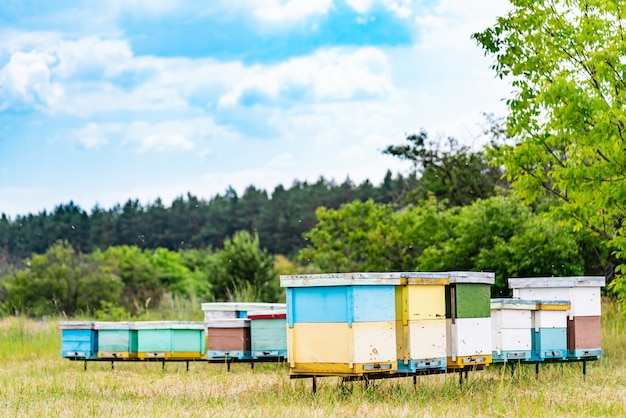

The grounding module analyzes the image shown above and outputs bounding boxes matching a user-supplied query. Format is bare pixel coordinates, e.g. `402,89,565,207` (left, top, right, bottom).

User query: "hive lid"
490,298,539,310
401,272,450,285
205,318,251,328
280,272,404,287
58,321,95,329
247,310,286,320
200,302,286,312
447,271,495,284
508,276,605,289
131,321,205,330
94,321,132,330
280,271,494,287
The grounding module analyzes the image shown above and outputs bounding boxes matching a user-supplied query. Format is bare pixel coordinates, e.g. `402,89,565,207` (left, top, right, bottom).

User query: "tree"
418,195,587,293
300,195,594,293
384,131,506,206
300,198,450,272
5,241,122,316
100,245,161,313
213,231,278,302
473,0,626,281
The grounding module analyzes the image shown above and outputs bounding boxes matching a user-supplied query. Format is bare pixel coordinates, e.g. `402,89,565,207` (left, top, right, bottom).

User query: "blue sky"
0,0,511,218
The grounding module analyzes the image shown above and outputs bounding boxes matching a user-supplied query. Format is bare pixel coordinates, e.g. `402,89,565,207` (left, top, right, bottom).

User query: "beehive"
248,311,287,359
59,321,98,359
531,300,569,360
395,273,449,372
445,272,495,368
490,298,538,362
281,272,402,376
206,318,251,359
201,302,286,320
133,321,205,360
94,322,137,359
509,276,604,359
508,277,604,318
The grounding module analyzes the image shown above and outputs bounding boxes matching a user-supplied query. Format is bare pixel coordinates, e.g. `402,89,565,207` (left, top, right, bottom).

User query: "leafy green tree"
301,195,592,293
177,247,218,300
418,195,587,293
300,198,450,272
213,231,278,302
5,241,122,316
100,245,161,313
150,247,200,297
473,1,626,279
384,131,506,206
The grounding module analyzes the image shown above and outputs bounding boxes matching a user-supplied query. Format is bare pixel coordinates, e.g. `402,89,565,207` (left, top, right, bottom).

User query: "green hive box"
133,321,206,360
95,322,138,359
248,311,287,358
445,283,491,318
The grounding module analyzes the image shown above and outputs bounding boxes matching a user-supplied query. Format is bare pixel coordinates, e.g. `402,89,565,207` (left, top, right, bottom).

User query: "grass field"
1,300,624,417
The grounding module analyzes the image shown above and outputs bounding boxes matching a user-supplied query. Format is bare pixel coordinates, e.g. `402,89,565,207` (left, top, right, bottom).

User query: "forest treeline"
0,172,415,263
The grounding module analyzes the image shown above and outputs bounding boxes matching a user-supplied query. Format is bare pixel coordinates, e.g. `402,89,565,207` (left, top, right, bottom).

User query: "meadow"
0,300,624,417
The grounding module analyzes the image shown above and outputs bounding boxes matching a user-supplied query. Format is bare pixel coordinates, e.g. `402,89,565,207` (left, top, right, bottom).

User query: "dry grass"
0,299,624,417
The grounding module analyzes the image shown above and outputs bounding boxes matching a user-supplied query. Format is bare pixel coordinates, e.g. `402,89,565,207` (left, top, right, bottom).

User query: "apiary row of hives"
278,273,605,378
59,273,604,381
279,271,496,376
59,302,287,361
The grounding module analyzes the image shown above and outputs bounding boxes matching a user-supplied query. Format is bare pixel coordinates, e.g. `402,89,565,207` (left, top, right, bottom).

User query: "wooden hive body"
59,322,98,359
206,319,251,359
248,311,287,358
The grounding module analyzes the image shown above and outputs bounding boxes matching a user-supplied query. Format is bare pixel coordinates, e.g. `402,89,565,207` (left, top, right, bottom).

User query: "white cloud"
313,47,392,100
138,133,195,153
73,122,113,149
383,0,414,19
415,0,511,51
345,0,414,18
0,51,63,110
54,37,133,79
345,0,374,14
219,47,393,107
121,117,239,153
253,0,332,23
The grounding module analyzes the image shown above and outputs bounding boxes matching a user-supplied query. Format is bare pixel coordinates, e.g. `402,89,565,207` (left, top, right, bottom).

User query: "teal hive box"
94,322,137,359
59,321,98,359
530,300,569,360
132,321,206,360
248,311,287,358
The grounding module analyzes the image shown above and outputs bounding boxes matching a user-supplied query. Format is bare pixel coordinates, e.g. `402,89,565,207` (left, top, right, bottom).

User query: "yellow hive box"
396,283,447,323
287,321,397,375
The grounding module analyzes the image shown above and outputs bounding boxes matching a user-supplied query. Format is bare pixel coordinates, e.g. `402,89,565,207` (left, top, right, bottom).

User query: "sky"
0,0,513,219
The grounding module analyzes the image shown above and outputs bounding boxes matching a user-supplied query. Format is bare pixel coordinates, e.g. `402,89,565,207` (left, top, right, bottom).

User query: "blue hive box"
59,321,98,359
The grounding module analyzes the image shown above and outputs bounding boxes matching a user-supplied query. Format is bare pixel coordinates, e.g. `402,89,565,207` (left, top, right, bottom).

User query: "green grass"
1,300,625,417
